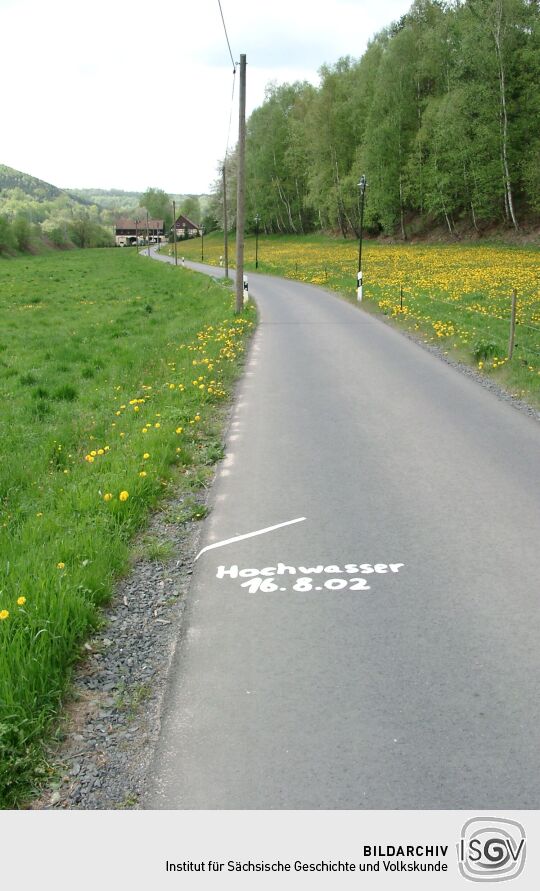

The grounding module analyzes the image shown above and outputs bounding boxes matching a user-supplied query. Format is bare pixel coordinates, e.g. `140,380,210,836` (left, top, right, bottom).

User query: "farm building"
115,218,165,246
173,214,202,239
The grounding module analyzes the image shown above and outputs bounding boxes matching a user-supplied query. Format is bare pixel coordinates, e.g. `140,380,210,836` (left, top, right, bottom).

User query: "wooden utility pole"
235,54,247,313
172,200,178,266
223,162,229,279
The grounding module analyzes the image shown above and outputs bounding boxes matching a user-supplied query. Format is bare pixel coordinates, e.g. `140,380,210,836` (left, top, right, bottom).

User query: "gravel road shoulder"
32,482,209,809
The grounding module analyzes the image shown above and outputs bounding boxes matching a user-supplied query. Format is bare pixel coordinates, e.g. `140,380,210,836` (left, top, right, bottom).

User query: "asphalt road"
145,247,540,808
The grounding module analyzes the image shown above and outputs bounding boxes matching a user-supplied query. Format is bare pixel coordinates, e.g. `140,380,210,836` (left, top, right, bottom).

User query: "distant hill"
0,165,116,254
69,188,141,211
0,166,211,222
69,188,209,213
0,164,91,207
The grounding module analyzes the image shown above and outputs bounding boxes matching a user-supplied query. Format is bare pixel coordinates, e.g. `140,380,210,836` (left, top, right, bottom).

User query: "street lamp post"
254,214,260,269
201,226,205,263
357,175,367,301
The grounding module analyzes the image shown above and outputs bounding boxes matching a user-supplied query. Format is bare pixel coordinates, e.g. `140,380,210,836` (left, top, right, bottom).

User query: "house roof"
174,214,200,229
115,217,164,229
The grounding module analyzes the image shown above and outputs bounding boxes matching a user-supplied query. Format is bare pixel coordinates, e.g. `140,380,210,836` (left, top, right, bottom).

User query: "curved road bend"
144,246,540,808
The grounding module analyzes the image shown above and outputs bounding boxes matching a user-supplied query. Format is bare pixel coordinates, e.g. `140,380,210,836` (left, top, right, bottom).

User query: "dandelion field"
0,249,254,806
176,233,540,407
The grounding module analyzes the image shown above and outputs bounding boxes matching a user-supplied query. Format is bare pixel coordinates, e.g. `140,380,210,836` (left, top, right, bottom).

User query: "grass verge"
0,247,254,806
172,232,540,408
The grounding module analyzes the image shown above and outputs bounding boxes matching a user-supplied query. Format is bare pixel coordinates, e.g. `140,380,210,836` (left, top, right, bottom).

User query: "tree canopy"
140,187,174,229
221,0,540,236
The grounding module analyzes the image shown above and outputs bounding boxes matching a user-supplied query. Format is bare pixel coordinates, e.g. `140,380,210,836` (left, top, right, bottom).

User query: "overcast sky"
1,0,413,194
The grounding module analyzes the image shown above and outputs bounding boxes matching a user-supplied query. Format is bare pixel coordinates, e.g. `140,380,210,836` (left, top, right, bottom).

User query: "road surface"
144,247,540,808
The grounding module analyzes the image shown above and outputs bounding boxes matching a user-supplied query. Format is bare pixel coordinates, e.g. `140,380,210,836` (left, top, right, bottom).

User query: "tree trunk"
438,185,453,235
330,148,348,237
492,0,518,229
399,173,406,240
295,179,305,234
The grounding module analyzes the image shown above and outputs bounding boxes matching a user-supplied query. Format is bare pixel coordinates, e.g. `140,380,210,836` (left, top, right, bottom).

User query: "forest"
213,0,540,238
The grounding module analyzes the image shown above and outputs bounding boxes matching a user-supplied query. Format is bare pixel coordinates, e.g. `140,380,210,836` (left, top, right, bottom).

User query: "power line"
217,0,237,156
225,68,236,158
217,0,236,73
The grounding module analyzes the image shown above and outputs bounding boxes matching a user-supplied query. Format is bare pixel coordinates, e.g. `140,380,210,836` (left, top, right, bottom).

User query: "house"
173,214,202,239
115,218,165,246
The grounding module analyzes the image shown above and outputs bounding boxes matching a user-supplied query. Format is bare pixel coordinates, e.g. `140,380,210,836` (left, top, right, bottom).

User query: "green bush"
472,339,499,361
0,215,15,254
12,217,32,252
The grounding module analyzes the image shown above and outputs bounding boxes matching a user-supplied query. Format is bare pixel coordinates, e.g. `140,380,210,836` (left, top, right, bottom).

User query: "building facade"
173,215,202,239
115,218,165,246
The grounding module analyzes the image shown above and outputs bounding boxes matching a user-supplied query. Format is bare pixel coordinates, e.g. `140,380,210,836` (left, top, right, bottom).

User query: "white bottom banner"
1,810,538,889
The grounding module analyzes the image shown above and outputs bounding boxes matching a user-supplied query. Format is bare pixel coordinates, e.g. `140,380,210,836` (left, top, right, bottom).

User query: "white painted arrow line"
195,517,307,561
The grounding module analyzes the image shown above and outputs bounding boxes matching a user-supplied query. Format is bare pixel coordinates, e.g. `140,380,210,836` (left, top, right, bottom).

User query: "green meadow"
0,248,254,806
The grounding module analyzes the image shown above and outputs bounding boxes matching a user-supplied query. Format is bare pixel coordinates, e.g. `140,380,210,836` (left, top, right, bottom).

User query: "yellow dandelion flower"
139,471,147,478
17,597,26,606
143,453,150,459
57,562,65,569
119,491,129,502
103,493,113,502
0,610,9,621
176,427,183,434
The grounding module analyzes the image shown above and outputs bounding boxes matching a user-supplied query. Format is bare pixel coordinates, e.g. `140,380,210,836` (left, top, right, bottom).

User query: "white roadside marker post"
357,174,367,302
243,273,249,305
